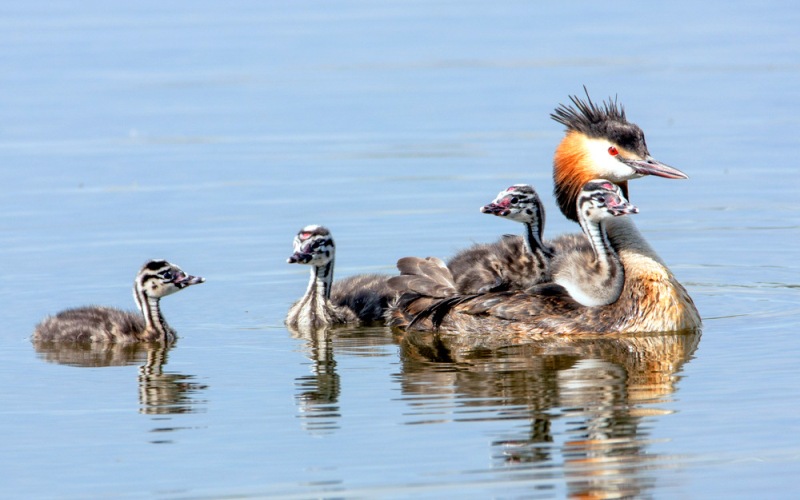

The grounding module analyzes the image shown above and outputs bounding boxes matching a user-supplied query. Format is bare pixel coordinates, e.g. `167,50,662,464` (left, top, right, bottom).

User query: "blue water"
2,1,799,498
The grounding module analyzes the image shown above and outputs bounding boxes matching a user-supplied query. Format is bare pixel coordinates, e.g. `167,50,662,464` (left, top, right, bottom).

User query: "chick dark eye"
510,197,519,204
608,146,619,156
161,271,173,281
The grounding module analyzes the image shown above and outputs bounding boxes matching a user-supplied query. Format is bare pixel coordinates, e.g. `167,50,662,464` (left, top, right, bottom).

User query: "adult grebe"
388,91,701,335
33,259,204,343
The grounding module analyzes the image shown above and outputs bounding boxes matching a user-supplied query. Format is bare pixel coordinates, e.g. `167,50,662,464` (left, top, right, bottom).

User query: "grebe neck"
524,220,553,259
309,259,334,300
134,286,172,342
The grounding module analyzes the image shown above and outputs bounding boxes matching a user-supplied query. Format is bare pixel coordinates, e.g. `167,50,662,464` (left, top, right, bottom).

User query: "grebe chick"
32,260,204,343
448,184,553,294
286,225,393,330
550,180,638,306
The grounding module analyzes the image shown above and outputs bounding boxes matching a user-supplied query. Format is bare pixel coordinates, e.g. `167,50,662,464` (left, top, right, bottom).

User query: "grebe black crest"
551,91,645,156
32,259,204,343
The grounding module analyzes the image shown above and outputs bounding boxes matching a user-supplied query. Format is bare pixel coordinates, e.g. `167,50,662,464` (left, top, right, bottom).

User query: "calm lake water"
2,1,799,498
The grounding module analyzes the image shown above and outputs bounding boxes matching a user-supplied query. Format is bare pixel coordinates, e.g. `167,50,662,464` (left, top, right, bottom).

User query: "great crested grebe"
286,225,393,330
550,89,688,222
550,179,638,306
447,184,554,294
388,91,701,335
32,259,205,343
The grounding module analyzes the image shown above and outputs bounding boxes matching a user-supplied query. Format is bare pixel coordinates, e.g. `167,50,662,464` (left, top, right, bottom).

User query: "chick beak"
173,272,205,288
482,203,513,217
606,195,640,216
287,252,313,264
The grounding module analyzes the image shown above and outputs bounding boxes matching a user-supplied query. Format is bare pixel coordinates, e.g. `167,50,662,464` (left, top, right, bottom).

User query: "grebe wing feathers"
452,287,582,321
407,293,477,330
389,256,457,298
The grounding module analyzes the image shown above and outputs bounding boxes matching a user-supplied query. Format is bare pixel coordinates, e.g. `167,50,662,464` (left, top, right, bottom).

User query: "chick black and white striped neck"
480,184,554,260
578,181,636,260
285,225,346,330
552,180,639,307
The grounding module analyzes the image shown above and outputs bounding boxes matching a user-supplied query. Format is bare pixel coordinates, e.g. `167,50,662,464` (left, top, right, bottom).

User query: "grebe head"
135,259,205,300
578,179,639,222
286,224,335,267
480,184,545,225
551,88,687,221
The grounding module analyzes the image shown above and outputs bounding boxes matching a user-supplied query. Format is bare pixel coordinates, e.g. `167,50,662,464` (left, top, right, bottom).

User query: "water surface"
2,1,799,498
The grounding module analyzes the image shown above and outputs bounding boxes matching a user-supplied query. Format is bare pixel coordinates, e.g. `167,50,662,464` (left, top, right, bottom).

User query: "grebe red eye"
608,146,619,156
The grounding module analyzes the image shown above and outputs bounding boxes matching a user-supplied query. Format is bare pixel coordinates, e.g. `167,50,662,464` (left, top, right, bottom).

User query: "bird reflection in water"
31,340,208,420
397,329,701,499
289,326,342,435
289,325,395,435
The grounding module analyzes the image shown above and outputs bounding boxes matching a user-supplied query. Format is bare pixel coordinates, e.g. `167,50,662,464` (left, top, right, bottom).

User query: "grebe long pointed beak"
621,156,689,179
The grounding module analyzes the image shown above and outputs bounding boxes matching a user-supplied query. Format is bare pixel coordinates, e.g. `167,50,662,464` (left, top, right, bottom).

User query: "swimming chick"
286,225,394,331
33,259,204,343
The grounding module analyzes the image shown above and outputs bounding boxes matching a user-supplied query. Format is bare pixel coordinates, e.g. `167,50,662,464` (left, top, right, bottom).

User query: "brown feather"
389,220,701,336
389,256,457,298
448,235,552,294
331,274,395,324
